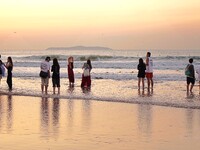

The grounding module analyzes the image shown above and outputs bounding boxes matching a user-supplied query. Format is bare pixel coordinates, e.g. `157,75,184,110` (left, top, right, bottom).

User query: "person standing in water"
51,58,60,94
40,56,51,95
146,52,153,92
5,57,13,90
81,59,92,88
67,56,75,86
137,58,146,91
185,58,195,93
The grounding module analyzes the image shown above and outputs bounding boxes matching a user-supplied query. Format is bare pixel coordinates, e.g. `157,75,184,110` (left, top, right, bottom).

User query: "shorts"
146,72,153,79
187,77,195,85
52,78,60,87
41,77,49,86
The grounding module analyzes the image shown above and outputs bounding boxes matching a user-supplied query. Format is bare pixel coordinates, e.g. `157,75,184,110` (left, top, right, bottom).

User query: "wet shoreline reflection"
0,95,13,132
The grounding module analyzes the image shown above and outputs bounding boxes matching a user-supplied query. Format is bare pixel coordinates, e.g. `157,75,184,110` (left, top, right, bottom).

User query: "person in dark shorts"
137,58,146,91
185,58,195,93
51,58,60,94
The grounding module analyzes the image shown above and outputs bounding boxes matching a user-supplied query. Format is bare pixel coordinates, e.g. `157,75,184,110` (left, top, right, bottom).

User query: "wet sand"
0,95,200,150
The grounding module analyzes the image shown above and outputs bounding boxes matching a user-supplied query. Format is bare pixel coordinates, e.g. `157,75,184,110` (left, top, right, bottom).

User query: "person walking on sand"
196,65,200,94
137,58,146,91
185,58,195,93
67,56,74,86
40,56,51,95
146,52,153,92
81,59,92,88
51,58,60,94
5,57,13,90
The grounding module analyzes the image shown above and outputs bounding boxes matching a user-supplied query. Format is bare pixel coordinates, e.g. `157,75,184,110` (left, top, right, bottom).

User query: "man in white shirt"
40,56,51,94
146,52,153,92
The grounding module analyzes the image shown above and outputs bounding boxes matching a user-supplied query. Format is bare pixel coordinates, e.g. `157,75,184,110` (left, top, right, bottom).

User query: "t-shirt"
40,61,50,73
146,57,153,73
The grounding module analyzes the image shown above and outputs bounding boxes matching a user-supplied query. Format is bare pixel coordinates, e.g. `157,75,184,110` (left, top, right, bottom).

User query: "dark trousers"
7,73,12,90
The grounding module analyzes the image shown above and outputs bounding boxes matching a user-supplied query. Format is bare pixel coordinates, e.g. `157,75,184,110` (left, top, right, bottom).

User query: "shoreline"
1,91,200,110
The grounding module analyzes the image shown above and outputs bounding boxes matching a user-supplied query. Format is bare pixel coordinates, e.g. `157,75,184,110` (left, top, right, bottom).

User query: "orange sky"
0,0,200,50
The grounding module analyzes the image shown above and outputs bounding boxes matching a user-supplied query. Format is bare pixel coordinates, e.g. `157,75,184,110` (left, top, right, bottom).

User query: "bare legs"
53,87,60,95
138,78,144,91
187,84,194,94
147,78,153,92
41,84,48,95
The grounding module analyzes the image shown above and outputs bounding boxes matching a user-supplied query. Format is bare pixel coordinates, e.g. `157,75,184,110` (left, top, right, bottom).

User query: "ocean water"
1,49,200,80
0,49,200,108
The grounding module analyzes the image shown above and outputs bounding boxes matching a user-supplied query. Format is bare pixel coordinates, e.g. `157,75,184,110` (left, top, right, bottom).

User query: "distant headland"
46,46,112,50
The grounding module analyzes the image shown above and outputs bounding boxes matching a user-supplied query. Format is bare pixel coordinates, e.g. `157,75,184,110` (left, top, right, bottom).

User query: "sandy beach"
0,94,200,150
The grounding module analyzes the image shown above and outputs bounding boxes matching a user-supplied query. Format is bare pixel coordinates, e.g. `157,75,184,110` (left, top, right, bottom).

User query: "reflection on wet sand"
40,97,61,138
7,95,13,131
40,97,49,136
82,99,91,130
185,109,194,135
67,99,74,130
0,95,13,132
52,98,60,135
137,104,153,138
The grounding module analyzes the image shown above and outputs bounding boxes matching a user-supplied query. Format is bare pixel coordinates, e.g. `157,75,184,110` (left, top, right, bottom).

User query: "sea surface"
0,49,200,80
0,49,200,108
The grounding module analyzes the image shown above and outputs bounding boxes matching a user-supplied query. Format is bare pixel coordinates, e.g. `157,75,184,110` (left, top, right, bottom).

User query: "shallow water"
0,77,200,109
0,95,200,150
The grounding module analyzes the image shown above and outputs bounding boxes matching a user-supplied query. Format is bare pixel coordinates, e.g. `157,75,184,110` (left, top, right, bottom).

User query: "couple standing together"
40,56,92,95
68,57,92,88
137,52,153,92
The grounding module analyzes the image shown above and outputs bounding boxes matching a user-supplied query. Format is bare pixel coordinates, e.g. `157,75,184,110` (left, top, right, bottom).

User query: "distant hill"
46,46,112,50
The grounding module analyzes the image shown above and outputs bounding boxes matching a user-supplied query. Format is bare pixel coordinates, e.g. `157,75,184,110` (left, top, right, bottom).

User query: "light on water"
0,95,200,149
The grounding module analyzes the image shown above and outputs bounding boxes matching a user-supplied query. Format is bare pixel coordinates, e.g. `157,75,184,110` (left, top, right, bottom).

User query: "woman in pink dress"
67,56,74,86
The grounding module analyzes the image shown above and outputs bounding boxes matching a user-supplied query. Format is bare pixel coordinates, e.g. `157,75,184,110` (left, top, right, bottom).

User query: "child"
196,65,200,94
137,58,146,91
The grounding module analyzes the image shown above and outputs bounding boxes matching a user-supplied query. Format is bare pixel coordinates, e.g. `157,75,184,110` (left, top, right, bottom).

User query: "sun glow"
1,0,200,50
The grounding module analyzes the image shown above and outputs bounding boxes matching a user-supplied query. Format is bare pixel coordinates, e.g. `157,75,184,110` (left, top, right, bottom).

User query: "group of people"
0,52,200,95
137,52,200,94
40,56,92,95
0,55,13,91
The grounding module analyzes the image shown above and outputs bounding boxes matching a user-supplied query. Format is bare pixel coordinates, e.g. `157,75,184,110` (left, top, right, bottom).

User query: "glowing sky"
0,0,200,50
